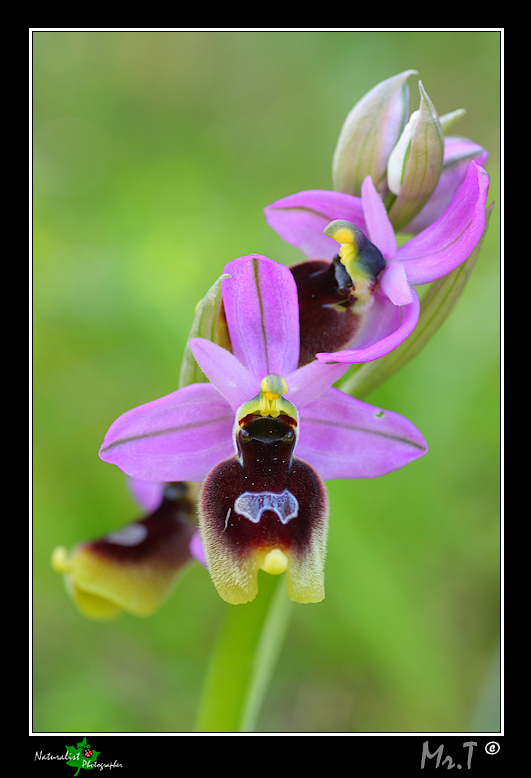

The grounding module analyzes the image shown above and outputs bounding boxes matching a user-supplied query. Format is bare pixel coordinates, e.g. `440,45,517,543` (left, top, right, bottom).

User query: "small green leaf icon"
65,737,100,776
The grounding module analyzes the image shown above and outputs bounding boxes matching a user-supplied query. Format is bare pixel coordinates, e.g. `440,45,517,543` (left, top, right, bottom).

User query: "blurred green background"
33,30,500,733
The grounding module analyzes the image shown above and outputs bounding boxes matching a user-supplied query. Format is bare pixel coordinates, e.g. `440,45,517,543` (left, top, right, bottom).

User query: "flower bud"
386,81,444,232
332,70,417,196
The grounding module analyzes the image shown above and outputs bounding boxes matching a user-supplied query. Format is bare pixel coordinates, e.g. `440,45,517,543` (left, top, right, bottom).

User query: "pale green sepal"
332,70,417,196
178,273,231,388
387,81,444,233
340,203,494,399
439,108,466,134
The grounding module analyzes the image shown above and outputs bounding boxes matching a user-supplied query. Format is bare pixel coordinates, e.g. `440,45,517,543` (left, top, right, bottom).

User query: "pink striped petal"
189,531,208,568
222,255,300,378
396,161,490,285
361,176,397,260
298,387,427,480
99,382,234,482
264,189,368,260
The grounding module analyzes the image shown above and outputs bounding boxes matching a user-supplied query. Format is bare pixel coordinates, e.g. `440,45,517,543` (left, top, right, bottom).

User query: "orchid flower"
52,482,200,620
264,160,490,365
97,255,427,605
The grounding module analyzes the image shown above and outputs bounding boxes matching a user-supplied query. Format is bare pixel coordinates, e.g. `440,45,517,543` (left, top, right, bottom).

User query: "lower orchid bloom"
98,254,427,605
264,160,490,366
52,482,201,619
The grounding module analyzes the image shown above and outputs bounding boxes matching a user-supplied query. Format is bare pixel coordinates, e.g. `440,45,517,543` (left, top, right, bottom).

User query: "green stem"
195,573,293,732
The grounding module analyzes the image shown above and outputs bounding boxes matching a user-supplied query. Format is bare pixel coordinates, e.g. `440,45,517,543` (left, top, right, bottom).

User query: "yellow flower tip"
51,545,122,620
261,548,288,576
194,297,203,314
335,227,357,246
324,219,360,273
324,220,358,247
51,545,71,574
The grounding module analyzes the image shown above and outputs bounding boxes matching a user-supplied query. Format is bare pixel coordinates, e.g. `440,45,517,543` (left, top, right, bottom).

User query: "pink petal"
285,359,349,409
189,337,259,410
99,383,235,482
361,176,397,260
316,289,420,364
264,189,368,260
404,143,488,233
127,478,165,512
222,255,300,378
189,531,208,568
442,136,488,164
379,260,414,305
396,161,490,285
298,387,427,480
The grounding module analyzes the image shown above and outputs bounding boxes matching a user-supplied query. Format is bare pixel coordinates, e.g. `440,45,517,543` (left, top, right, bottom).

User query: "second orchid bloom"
264,70,490,366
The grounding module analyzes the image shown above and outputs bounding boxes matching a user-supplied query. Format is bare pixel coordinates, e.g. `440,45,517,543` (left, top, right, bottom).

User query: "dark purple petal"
290,258,359,366
52,482,199,618
200,445,328,604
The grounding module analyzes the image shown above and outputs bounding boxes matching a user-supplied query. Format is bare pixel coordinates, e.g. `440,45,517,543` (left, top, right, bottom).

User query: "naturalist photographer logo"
34,737,122,774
